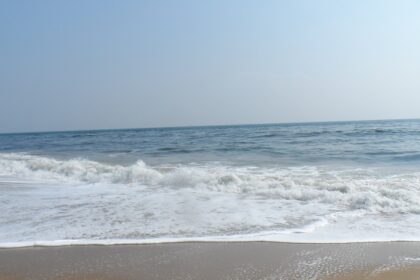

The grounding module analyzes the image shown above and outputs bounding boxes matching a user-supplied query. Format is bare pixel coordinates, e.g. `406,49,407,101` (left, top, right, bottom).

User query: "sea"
1,119,420,247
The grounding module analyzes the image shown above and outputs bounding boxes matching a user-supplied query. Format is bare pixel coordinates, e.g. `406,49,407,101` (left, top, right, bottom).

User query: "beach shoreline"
1,241,420,280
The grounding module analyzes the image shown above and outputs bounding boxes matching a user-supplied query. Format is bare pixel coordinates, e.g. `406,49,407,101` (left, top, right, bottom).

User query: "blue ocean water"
1,119,420,246
2,119,420,166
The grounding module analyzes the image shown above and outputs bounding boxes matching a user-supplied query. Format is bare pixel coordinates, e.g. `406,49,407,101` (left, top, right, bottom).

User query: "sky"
1,0,420,133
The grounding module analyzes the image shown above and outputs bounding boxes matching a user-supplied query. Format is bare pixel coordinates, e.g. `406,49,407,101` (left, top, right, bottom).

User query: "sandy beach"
1,242,420,280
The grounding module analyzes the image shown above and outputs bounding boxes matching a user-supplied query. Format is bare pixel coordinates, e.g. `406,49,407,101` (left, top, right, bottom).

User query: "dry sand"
1,242,420,279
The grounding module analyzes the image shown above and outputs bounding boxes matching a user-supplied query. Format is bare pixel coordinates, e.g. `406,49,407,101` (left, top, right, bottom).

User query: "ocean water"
2,119,420,247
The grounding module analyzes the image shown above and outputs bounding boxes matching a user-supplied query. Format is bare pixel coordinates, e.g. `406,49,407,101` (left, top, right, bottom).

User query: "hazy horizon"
1,117,419,135
1,0,420,133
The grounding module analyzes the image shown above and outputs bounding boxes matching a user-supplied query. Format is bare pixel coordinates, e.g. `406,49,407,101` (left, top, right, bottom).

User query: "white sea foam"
1,152,420,247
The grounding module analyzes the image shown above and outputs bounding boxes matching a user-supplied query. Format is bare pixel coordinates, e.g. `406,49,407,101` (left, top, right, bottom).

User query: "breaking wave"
1,153,420,215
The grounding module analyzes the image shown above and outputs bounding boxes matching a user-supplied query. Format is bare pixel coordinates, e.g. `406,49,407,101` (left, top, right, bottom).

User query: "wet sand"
1,242,420,279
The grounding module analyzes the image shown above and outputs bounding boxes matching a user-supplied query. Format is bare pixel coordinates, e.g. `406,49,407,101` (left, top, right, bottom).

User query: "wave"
3,152,420,247
1,153,420,215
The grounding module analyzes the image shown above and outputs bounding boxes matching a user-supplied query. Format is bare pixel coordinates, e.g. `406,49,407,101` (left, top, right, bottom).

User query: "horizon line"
1,117,419,135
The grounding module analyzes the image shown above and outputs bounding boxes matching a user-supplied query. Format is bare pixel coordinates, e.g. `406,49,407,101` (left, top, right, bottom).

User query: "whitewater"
2,120,420,247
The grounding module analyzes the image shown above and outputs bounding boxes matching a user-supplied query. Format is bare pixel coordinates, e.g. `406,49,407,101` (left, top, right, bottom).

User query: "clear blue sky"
1,0,420,133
